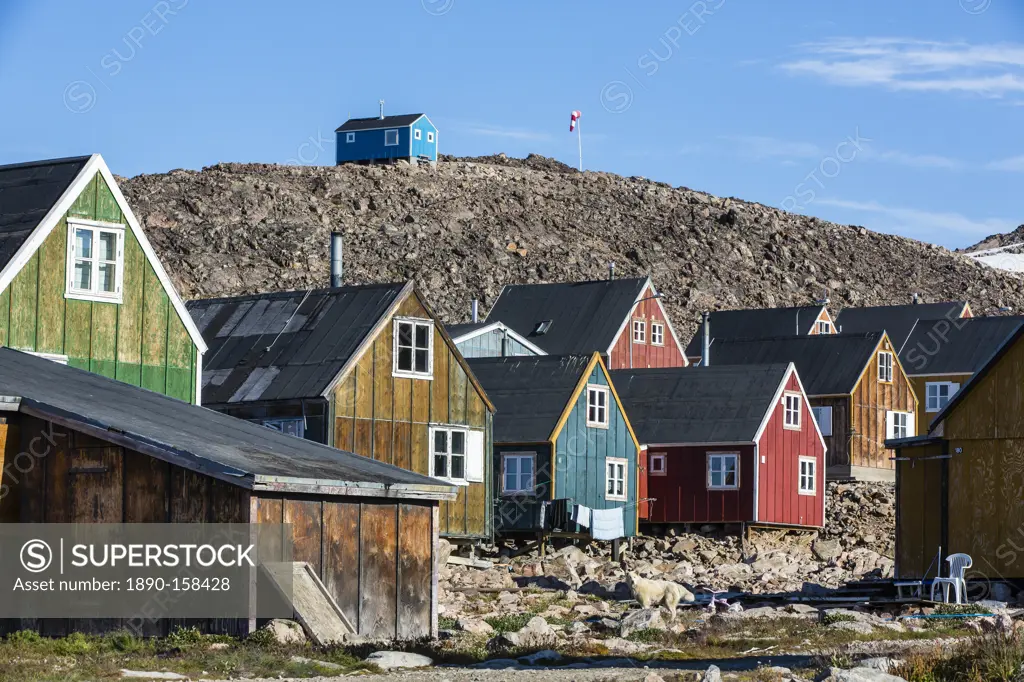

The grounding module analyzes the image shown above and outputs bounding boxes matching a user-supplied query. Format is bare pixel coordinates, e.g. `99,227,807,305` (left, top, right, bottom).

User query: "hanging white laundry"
590,507,624,540
571,504,592,528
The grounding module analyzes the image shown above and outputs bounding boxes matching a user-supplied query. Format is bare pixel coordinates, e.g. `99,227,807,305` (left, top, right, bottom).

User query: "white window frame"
886,411,913,440
707,453,739,490
586,384,610,428
261,417,305,439
812,405,833,437
650,322,665,346
606,457,628,501
65,218,125,304
783,392,802,430
414,129,422,140
878,351,894,383
430,425,469,485
816,320,832,334
346,132,355,143
632,319,646,343
427,131,435,143
798,456,817,495
501,452,536,495
926,381,959,413
384,129,400,146
649,452,667,477
392,317,434,379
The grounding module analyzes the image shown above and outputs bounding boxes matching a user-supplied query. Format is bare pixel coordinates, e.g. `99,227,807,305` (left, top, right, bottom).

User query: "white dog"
625,571,695,621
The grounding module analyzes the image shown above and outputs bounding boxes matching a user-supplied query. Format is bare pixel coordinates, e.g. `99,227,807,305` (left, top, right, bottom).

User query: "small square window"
606,457,627,500
587,385,609,428
878,351,894,383
707,453,738,489
414,129,422,140
431,425,471,484
632,320,646,344
926,381,959,412
887,411,912,440
502,453,535,494
261,417,305,439
799,457,817,495
384,129,400,146
816,320,832,334
346,132,355,143
812,406,833,436
427,131,435,143
649,453,667,476
393,318,433,378
66,219,124,303
784,393,801,429
650,322,665,346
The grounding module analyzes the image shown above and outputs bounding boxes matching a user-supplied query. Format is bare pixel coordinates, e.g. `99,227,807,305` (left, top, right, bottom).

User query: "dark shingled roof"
0,156,90,271
835,302,968,351
0,348,452,496
612,364,791,445
446,322,489,340
467,355,593,443
188,283,409,403
485,278,649,355
708,333,884,396
684,306,827,358
335,114,425,132
900,316,1024,376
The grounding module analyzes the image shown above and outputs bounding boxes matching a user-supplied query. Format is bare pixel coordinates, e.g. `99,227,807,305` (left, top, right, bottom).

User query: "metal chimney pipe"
702,312,711,367
471,299,479,323
330,232,343,288
912,292,919,305
608,261,616,281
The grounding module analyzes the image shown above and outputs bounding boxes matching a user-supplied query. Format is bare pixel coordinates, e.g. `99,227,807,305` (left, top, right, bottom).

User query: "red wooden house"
612,363,826,529
482,276,688,369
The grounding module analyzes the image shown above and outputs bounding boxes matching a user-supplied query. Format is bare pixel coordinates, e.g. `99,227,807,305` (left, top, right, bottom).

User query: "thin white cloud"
463,125,552,142
859,148,963,170
816,198,1016,239
781,38,1024,97
987,155,1024,172
720,135,823,160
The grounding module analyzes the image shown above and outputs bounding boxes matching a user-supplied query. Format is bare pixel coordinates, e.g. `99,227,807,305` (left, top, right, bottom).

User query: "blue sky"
0,1,1020,249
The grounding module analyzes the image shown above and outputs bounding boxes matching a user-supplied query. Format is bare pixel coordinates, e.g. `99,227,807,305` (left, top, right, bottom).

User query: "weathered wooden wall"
332,293,491,540
849,337,916,472
908,373,972,436
253,494,435,640
813,396,849,472
0,172,197,403
608,284,686,370
895,442,945,579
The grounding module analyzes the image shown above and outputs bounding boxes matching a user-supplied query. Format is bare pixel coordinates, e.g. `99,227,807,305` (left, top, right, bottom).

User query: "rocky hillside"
963,224,1024,253
121,154,1024,336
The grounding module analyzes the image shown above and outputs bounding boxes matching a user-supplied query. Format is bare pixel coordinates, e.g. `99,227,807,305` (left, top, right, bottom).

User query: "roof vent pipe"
471,299,479,323
702,311,711,367
912,292,919,305
330,232,343,288
608,261,616,281
378,99,385,119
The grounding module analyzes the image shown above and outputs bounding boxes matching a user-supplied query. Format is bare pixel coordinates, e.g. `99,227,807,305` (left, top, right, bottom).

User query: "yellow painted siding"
849,336,917,471
908,374,973,436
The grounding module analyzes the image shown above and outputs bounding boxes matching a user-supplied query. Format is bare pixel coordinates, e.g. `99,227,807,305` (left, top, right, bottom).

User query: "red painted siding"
608,285,687,370
756,373,826,527
643,444,756,524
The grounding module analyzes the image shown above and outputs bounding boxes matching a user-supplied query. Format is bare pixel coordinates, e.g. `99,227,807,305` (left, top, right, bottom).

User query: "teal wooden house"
336,111,438,166
466,352,640,540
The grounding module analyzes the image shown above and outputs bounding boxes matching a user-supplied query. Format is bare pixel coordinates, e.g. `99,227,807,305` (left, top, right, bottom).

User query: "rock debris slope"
121,154,1024,336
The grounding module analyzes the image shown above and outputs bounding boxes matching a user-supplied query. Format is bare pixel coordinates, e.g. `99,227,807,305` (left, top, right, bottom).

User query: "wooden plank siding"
848,336,917,473
908,373,973,436
0,171,198,403
894,442,945,579
812,396,849,471
331,291,493,541
608,284,687,370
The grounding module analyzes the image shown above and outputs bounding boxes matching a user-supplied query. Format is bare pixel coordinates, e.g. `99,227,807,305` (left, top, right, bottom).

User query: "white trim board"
0,154,208,355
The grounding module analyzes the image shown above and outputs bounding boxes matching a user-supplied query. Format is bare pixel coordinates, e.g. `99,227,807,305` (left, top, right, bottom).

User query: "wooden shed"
890,323,1024,583
613,364,826,529
710,332,916,482
466,352,641,539
188,283,495,544
0,348,454,639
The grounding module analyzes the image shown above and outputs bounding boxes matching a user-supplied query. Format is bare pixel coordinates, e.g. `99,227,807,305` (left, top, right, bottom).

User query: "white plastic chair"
930,553,972,604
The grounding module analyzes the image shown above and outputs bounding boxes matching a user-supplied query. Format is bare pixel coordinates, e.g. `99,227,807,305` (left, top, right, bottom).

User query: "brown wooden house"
188,282,495,543
709,332,916,481
0,348,453,639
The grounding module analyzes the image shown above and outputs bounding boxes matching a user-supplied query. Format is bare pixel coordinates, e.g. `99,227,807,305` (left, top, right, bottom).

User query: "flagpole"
577,117,583,171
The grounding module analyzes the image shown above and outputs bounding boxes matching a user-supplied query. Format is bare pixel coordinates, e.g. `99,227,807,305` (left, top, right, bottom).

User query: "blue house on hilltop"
335,112,438,166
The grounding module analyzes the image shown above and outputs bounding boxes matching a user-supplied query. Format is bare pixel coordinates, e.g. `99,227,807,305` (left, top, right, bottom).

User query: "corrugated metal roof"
0,156,90,271
335,114,425,132
188,283,408,403
901,316,1024,375
708,333,883,396
684,306,826,358
0,348,453,497
485,278,648,355
612,364,790,445
835,301,968,351
466,355,592,443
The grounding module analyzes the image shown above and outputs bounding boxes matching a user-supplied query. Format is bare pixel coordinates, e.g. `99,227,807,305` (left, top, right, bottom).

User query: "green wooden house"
0,155,206,403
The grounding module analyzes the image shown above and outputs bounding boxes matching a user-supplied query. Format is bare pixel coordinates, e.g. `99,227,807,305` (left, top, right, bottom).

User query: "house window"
632,320,646,343
817,320,832,334
799,457,816,495
502,453,535,494
414,129,422,140
707,453,738,489
346,132,355,143
606,457,627,500
886,411,913,440
261,417,305,439
649,453,667,476
393,318,433,378
784,393,801,429
431,426,468,484
587,385,609,428
427,132,435,143
384,129,400,146
66,219,124,303
812,406,833,437
650,322,665,346
878,351,894,383
926,382,959,412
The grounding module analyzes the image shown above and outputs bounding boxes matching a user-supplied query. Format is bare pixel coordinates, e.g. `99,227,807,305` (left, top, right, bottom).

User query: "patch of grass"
822,611,858,625
484,613,535,633
934,603,992,616
438,616,458,630
892,635,1024,682
626,628,666,643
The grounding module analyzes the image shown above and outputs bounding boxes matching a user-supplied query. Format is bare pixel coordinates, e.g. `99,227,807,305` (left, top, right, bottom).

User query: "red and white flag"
570,110,581,132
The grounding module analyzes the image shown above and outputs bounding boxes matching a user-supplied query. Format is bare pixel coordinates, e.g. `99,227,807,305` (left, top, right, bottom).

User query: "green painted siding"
0,171,199,403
